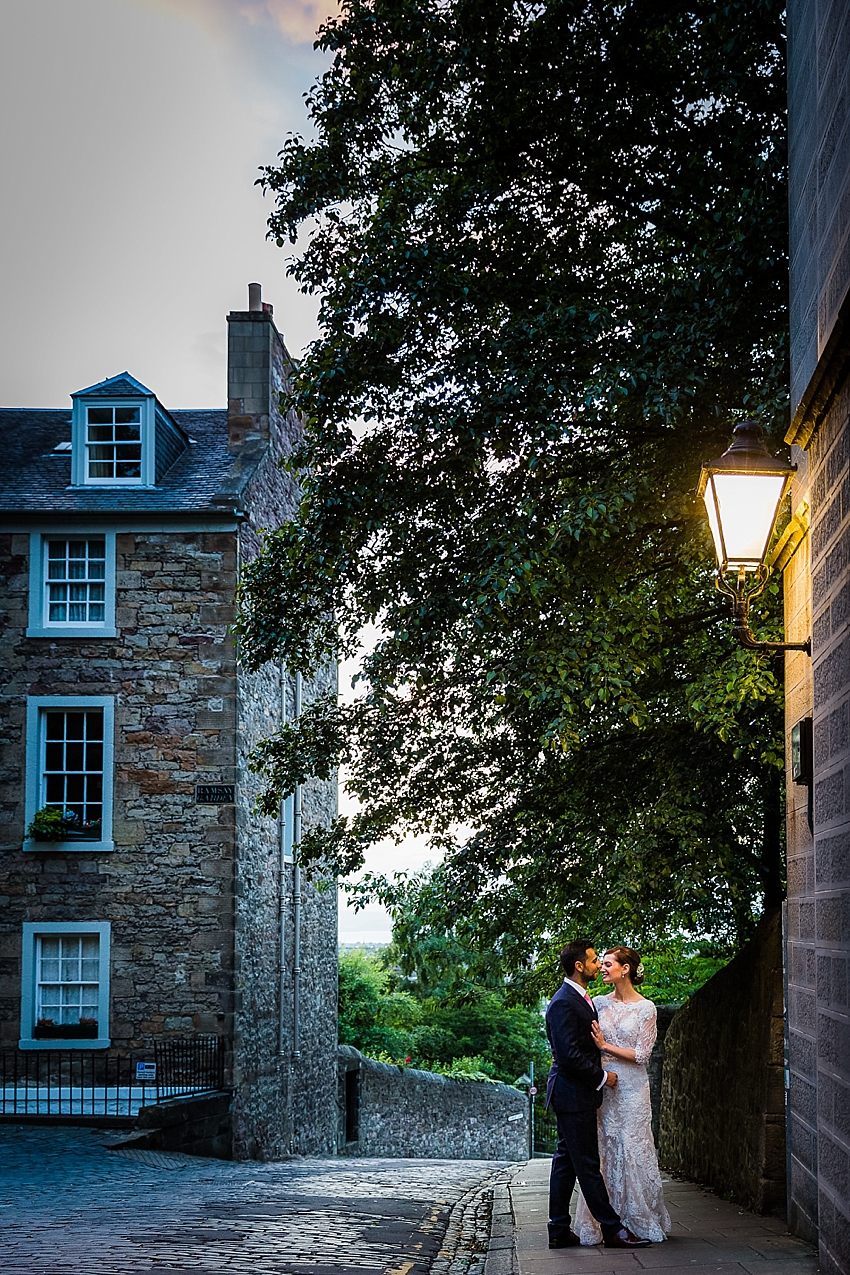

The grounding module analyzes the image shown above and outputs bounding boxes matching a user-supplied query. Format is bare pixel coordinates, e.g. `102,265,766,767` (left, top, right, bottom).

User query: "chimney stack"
227,283,286,449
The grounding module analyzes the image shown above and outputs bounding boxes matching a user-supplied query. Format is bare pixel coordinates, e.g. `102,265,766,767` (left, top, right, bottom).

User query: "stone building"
783,3,850,1272
0,287,338,1160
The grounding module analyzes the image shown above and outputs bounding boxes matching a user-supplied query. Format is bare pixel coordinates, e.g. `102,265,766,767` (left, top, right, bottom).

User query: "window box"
27,806,102,843
29,828,103,843
20,922,111,1050
33,1019,99,1040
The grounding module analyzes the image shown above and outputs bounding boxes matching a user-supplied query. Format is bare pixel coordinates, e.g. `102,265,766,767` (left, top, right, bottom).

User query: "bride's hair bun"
604,945,644,985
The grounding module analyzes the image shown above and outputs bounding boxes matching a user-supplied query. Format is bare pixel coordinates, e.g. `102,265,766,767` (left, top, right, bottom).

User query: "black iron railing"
532,1092,558,1156
0,1037,227,1119
154,1035,225,1100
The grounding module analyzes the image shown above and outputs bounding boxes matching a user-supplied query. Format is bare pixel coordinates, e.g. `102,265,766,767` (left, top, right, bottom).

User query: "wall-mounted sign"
136,1062,156,1081
791,717,813,786
196,784,235,805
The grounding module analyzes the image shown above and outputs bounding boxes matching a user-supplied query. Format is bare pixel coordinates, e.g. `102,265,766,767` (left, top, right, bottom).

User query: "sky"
0,0,433,943
0,0,329,407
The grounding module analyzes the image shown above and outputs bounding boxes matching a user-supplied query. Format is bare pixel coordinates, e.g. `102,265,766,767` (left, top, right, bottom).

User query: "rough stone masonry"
0,289,337,1159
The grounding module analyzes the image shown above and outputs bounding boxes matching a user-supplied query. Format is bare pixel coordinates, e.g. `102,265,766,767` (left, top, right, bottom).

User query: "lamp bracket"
716,570,811,657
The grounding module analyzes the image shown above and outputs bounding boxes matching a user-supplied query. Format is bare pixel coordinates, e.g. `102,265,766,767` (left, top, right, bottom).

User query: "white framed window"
70,379,187,487
27,531,117,638
20,922,111,1050
24,697,115,852
71,395,151,487
85,405,143,481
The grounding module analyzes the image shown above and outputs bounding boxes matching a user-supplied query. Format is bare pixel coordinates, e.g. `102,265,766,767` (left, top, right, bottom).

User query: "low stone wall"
648,1004,679,1145
338,1046,529,1160
107,1091,233,1159
658,910,786,1213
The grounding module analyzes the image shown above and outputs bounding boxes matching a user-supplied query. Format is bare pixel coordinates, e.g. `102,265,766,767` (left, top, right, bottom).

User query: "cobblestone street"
0,1126,507,1275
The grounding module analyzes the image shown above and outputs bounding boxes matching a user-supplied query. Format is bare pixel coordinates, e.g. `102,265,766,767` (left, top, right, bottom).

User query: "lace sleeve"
634,1002,657,1066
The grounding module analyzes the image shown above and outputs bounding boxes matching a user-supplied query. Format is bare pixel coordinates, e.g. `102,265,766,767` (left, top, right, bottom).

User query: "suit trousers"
548,1106,621,1240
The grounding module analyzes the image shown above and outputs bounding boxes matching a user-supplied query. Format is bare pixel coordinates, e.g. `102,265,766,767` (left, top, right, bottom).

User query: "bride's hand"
591,1021,607,1050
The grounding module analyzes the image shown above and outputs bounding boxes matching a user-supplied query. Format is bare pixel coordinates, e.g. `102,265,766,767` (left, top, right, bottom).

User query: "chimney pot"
248,282,262,311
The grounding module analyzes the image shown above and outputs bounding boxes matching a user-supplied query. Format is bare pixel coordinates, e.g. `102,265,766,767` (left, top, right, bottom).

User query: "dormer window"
70,373,187,488
86,406,142,481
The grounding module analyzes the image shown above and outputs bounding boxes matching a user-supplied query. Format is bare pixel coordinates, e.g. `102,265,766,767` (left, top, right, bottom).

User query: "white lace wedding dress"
574,994,672,1244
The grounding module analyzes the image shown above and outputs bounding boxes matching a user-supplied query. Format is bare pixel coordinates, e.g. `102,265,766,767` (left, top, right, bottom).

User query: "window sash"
45,539,107,624
40,708,104,833
85,406,142,481
36,935,100,1026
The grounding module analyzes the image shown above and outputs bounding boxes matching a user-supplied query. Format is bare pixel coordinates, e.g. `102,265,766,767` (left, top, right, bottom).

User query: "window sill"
19,1038,110,1051
26,627,118,639
23,839,115,854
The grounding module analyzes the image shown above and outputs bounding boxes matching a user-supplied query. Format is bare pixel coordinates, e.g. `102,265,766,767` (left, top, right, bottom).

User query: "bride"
574,946,672,1245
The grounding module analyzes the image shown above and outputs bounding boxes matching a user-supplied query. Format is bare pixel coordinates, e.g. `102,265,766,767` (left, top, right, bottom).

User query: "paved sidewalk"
500,1157,819,1275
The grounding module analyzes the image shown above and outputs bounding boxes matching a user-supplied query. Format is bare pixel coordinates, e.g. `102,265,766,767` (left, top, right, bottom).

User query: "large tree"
238,0,788,960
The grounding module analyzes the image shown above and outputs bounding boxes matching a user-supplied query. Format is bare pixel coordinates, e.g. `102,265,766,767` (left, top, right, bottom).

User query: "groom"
545,938,650,1249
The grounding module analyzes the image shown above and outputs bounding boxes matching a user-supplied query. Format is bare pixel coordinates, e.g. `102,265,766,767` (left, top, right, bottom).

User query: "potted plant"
27,807,101,842
33,1017,99,1040
26,807,67,841
59,810,102,840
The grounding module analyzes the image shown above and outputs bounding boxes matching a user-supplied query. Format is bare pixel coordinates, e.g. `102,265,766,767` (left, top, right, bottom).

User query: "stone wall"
0,301,340,1164
117,1091,233,1159
337,1046,529,1161
798,378,850,1273
228,319,339,1160
783,443,818,1249
658,911,786,1214
0,527,240,1050
786,4,850,1269
787,0,850,411
783,442,818,1243
647,1004,678,1146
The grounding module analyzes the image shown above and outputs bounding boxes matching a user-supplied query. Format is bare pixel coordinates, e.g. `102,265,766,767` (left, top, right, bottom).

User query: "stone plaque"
196,784,235,805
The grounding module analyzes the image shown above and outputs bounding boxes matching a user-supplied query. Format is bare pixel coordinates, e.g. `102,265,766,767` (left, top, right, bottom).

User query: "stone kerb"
338,1046,529,1161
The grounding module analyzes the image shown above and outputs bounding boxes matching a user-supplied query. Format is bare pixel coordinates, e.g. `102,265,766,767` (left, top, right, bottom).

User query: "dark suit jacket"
545,981,605,1113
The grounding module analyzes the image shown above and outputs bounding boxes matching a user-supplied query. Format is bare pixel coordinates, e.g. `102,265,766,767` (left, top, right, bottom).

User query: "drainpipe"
278,663,288,1057
292,671,302,1060
529,1059,535,1159
782,900,792,1220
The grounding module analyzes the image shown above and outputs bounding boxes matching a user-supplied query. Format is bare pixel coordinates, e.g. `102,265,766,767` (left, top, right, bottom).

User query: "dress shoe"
603,1226,651,1248
548,1229,581,1248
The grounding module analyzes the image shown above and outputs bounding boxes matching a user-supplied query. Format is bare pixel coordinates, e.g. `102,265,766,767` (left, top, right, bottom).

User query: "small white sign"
528,1086,538,1095
136,1062,156,1081
507,1112,523,1122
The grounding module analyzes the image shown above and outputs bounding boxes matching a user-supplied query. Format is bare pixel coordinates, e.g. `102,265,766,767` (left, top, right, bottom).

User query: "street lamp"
698,420,811,655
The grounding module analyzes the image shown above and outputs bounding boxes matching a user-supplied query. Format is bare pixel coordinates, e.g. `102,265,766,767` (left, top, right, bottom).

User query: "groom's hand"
604,1071,618,1087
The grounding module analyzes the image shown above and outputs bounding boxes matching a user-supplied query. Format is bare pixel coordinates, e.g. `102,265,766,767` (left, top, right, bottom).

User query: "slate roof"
72,372,157,399
0,408,243,514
